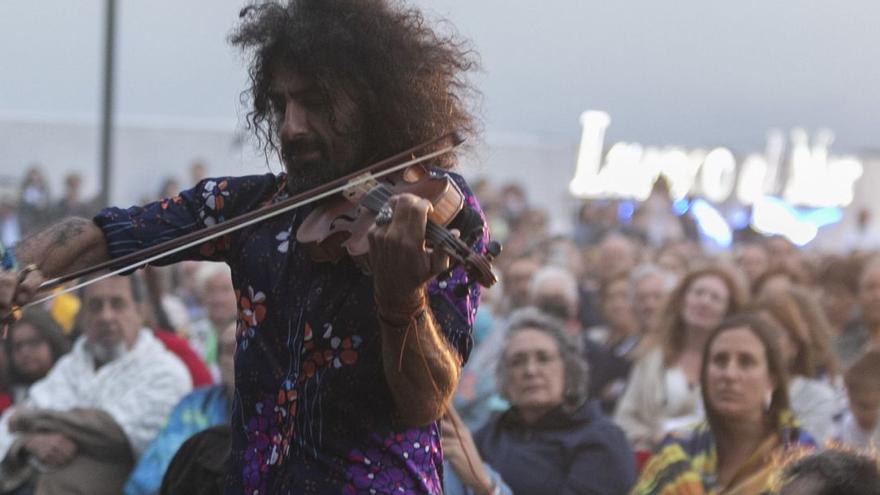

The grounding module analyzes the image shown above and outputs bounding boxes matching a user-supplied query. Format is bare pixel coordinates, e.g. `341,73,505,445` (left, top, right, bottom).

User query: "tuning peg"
485,241,502,259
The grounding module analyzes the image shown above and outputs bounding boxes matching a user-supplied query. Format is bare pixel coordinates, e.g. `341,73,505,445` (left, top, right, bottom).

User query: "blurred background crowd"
4,0,880,490
4,158,880,494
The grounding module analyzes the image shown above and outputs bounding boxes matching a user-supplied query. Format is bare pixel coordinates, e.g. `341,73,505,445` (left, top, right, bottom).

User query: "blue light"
691,199,733,248
618,201,635,222
672,198,691,216
750,196,842,246
728,208,751,230
800,206,843,227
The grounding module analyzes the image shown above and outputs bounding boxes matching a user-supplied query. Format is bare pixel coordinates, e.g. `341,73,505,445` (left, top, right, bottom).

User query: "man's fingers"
428,243,450,276
15,269,45,305
386,194,429,242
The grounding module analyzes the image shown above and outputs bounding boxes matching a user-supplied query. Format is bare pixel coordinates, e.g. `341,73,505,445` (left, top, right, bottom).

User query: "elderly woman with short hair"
473,308,636,495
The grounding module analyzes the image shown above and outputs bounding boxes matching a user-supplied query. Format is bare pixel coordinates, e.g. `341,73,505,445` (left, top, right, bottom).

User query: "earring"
764,390,773,411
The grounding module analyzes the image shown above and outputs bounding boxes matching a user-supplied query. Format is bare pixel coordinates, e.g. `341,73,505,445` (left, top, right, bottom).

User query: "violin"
297,163,500,290
3,132,500,323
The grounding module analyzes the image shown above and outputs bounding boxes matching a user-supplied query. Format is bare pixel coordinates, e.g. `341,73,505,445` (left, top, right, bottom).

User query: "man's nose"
280,100,309,140
95,303,115,321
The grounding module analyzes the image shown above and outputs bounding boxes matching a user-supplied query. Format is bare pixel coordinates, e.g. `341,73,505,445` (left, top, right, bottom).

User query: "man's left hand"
368,194,450,310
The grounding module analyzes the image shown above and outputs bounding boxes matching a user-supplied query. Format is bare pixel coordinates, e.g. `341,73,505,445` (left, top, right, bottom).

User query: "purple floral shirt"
94,171,486,494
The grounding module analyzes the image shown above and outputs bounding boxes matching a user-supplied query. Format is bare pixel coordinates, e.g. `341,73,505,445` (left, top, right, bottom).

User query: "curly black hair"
229,0,481,169
780,449,880,495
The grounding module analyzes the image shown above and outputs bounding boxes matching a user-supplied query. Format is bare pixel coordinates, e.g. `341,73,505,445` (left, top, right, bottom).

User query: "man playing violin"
0,0,488,493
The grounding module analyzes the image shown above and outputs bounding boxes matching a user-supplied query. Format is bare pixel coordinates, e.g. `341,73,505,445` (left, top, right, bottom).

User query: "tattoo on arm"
50,218,89,248
15,217,108,276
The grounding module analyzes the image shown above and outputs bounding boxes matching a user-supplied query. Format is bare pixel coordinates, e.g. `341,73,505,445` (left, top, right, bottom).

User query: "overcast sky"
2,0,879,155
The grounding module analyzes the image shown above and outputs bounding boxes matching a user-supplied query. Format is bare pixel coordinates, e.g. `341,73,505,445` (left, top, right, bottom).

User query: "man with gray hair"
630,263,677,335
0,275,191,495
528,265,582,328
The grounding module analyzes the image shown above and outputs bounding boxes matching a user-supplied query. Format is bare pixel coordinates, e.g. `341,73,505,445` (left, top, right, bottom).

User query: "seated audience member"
0,275,192,495
496,257,541,317
752,266,805,300
834,348,880,449
734,242,769,293
633,315,815,495
151,325,213,389
615,266,747,452
787,286,839,380
159,425,230,495
3,309,70,404
125,321,236,495
586,272,640,414
528,265,583,329
186,263,236,380
586,272,639,345
441,406,512,495
778,449,880,495
836,255,880,368
173,260,207,322
631,263,677,335
474,308,636,495
755,290,839,443
587,231,640,326
654,244,689,281
816,255,862,337
596,232,640,285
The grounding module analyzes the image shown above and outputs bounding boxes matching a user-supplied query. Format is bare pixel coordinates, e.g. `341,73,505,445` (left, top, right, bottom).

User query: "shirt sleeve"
426,172,491,365
93,174,283,265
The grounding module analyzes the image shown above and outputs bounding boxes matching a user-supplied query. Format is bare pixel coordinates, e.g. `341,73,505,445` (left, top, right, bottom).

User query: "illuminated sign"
570,110,863,207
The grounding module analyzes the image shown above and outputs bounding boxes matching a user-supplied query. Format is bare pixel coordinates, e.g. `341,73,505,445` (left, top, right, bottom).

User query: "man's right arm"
15,217,109,278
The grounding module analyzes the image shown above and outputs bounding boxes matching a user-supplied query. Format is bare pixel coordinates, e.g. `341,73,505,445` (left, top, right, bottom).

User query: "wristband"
375,292,427,328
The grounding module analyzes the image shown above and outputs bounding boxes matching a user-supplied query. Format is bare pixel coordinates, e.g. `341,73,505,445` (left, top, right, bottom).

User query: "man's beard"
280,135,363,195
85,340,128,366
283,159,352,195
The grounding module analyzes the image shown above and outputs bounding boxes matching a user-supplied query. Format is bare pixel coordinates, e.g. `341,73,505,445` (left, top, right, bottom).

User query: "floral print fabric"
94,170,485,494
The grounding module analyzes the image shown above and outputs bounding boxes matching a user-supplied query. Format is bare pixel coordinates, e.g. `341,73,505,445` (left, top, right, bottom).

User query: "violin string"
356,184,492,286
365,186,466,255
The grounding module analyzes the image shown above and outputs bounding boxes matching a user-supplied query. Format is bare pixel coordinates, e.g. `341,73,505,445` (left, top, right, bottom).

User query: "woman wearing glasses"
472,308,636,495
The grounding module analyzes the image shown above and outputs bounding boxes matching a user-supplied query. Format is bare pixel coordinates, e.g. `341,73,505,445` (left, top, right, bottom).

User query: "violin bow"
7,132,465,317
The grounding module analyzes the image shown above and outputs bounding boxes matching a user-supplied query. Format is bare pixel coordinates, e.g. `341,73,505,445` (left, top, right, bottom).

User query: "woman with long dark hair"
633,315,815,495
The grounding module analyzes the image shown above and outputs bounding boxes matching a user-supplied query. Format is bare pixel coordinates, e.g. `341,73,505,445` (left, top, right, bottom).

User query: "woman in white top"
614,266,747,452
755,288,841,443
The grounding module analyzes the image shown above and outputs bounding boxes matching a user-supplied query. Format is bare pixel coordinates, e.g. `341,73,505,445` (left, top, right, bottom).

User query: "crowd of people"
0,161,210,248
441,178,880,494
2,162,880,494
2,0,880,493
